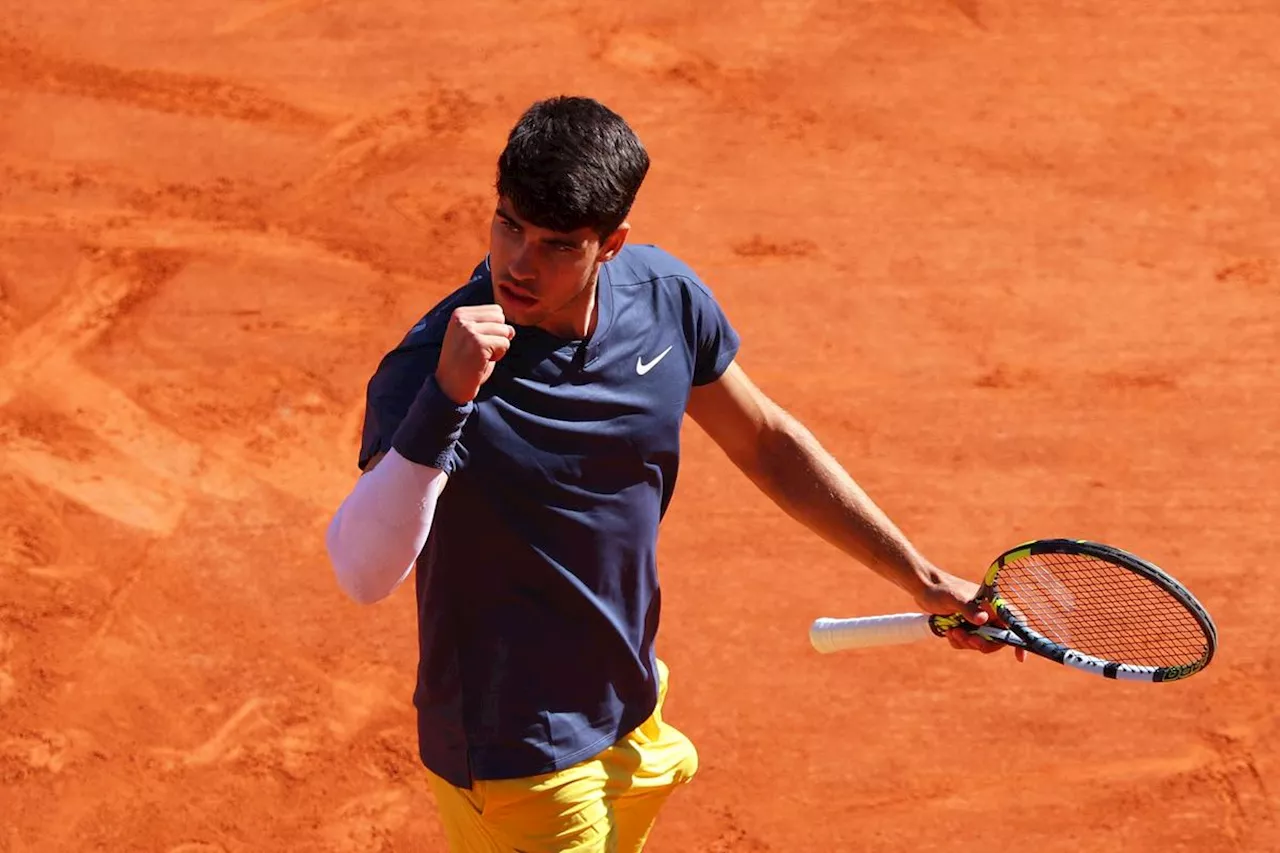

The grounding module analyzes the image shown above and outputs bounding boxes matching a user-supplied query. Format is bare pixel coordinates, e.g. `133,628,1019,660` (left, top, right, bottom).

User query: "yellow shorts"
425,659,699,853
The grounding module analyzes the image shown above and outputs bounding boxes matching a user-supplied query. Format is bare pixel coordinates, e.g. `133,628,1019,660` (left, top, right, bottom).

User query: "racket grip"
809,613,936,653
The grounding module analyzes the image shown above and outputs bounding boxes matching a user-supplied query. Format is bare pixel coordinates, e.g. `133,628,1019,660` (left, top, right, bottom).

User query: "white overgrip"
809,613,936,653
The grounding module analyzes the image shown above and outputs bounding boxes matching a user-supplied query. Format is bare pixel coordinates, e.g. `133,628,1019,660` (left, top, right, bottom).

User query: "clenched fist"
435,305,516,405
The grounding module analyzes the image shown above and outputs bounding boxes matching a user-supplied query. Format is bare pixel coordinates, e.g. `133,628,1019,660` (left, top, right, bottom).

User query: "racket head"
978,539,1217,682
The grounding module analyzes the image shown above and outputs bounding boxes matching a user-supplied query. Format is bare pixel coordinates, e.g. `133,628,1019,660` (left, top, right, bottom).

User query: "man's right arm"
324,304,514,605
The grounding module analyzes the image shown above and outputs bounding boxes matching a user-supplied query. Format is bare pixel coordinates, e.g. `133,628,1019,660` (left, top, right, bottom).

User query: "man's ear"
598,222,631,261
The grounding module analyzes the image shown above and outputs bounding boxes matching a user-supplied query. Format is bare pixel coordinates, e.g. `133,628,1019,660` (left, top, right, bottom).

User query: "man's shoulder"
609,244,728,318
609,244,703,287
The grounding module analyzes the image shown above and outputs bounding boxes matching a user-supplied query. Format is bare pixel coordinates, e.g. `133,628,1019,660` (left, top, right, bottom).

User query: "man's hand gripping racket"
811,539,1218,682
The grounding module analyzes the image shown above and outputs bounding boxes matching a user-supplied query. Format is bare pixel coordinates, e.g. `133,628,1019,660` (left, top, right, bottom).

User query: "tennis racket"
809,539,1218,682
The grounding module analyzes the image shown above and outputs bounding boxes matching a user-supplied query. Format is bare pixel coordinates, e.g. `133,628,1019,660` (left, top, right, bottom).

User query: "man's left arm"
686,360,1014,656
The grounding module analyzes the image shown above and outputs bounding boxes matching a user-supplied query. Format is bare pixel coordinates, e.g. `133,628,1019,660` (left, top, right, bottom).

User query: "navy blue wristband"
390,375,473,471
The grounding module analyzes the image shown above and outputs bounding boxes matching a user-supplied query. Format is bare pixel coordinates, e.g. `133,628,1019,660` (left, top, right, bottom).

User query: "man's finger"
949,628,985,652
455,304,507,322
948,627,1010,655
966,634,1000,653
485,335,513,361
470,322,516,340
964,602,990,626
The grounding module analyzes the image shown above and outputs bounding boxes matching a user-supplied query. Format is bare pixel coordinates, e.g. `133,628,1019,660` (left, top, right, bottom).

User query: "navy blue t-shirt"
357,244,740,788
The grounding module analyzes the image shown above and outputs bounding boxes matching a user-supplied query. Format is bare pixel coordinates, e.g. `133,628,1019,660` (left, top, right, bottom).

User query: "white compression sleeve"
325,448,448,604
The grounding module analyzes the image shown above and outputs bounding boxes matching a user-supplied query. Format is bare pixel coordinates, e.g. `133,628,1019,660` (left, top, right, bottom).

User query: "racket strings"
995,553,1208,667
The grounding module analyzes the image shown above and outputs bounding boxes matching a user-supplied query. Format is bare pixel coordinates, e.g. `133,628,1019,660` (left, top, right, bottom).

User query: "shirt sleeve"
358,341,443,470
682,275,742,386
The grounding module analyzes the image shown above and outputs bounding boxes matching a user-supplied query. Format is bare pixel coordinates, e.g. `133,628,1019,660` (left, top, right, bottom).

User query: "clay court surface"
2,1,1278,850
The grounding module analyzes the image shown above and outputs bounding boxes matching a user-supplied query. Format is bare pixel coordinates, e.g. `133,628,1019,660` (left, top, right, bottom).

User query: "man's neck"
537,273,600,340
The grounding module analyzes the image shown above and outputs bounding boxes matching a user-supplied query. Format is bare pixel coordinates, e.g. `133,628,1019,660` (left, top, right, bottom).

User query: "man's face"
488,198,626,335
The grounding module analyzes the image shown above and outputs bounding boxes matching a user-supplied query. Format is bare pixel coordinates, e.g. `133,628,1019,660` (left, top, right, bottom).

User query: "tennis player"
325,95,1014,852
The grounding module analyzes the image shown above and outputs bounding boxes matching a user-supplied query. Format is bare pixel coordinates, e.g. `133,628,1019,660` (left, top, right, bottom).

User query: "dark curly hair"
496,96,650,237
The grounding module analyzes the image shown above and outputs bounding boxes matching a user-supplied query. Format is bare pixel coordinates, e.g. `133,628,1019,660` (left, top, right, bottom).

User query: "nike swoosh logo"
636,345,674,376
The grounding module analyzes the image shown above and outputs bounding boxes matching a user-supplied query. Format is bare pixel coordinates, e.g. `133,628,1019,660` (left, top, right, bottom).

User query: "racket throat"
973,625,1023,646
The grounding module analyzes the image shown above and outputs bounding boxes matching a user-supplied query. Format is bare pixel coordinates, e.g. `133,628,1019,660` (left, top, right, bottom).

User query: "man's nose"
508,244,536,282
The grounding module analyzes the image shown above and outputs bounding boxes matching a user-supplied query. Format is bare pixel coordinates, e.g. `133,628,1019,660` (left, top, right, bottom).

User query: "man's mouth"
497,280,538,308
